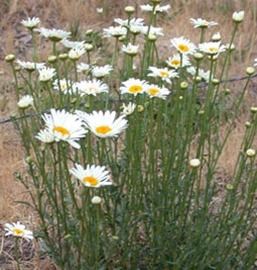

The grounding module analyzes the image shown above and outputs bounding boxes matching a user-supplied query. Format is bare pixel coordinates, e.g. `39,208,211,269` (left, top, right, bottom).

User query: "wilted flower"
120,78,147,96
5,222,33,241
190,18,218,28
36,109,87,149
70,164,112,188
17,95,34,109
53,79,73,94
121,102,136,115
140,4,170,13
80,110,128,138
21,17,40,30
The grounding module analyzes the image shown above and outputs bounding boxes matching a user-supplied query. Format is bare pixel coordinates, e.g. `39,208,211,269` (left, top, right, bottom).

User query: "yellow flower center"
60,81,68,91
53,126,70,137
83,176,99,186
209,47,218,53
12,228,24,236
95,125,112,135
128,84,143,94
178,44,190,53
170,59,180,66
148,87,160,96
160,70,169,78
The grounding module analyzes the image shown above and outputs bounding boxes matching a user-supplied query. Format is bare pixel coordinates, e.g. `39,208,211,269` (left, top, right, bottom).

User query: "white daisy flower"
103,26,127,38
17,95,34,109
37,28,71,42
68,46,86,60
145,84,171,99
61,39,85,49
35,129,55,144
38,67,56,82
80,110,128,138
122,43,139,55
141,26,164,37
140,4,170,13
70,164,112,188
148,66,178,84
190,18,218,28
21,17,40,30
120,78,147,96
53,79,73,94
199,41,226,55
17,60,45,71
74,79,108,96
171,37,196,55
232,11,245,23
187,66,211,81
211,32,221,42
5,222,33,241
166,54,190,69
121,102,136,115
91,65,112,78
114,17,144,28
37,109,87,149
77,63,90,73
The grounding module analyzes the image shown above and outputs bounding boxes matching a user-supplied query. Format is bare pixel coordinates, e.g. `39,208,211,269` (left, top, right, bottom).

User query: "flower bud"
189,158,201,168
246,67,255,76
250,107,257,113
246,148,256,157
91,196,102,204
59,53,68,60
180,81,188,89
5,54,15,63
48,55,57,64
137,105,144,112
232,11,245,23
194,52,204,61
125,6,135,14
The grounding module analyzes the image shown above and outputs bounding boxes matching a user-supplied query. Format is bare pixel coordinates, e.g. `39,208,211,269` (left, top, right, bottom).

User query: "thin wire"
1,73,257,125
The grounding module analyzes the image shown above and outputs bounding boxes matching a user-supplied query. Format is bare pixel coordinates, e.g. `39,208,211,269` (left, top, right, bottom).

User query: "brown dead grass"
0,0,257,268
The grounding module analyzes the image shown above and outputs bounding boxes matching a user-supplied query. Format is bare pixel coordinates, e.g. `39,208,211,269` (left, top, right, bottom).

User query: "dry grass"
0,0,257,268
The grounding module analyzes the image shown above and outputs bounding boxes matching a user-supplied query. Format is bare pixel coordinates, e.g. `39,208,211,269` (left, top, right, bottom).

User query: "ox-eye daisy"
5,222,33,241
61,39,85,49
68,46,86,60
121,102,136,116
17,60,45,71
190,18,218,28
91,65,112,78
21,17,40,30
74,79,108,96
103,26,127,38
120,78,147,96
145,84,171,99
122,43,139,56
36,109,87,149
171,37,196,55
199,41,226,55
70,164,112,188
37,28,71,42
17,95,34,109
80,110,128,138
140,4,170,13
38,67,56,82
77,63,90,73
166,54,190,69
53,79,73,94
148,66,178,84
